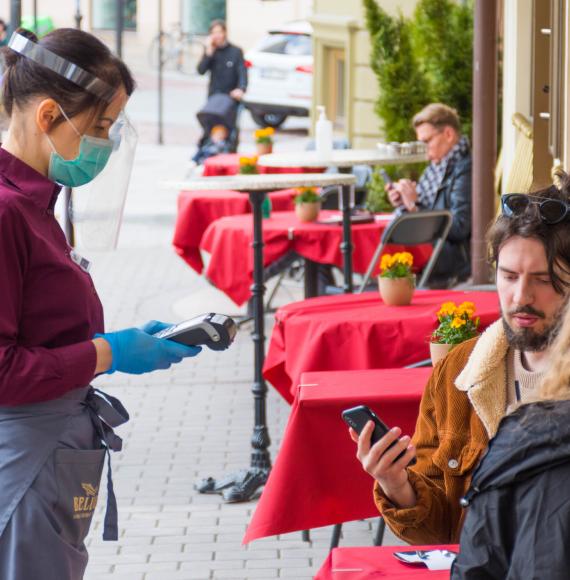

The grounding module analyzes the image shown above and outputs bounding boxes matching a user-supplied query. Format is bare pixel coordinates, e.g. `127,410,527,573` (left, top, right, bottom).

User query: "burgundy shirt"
0,148,102,405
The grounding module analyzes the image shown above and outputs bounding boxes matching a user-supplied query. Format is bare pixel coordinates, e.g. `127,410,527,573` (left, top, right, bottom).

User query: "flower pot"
429,342,454,366
295,201,321,223
256,142,273,156
378,275,415,306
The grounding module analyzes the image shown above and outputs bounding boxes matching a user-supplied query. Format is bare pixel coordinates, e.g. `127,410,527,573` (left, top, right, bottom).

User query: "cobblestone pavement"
78,135,404,579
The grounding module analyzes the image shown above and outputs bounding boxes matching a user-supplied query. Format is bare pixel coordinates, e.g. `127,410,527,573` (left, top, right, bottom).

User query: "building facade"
310,0,417,147
501,0,569,190
0,0,311,51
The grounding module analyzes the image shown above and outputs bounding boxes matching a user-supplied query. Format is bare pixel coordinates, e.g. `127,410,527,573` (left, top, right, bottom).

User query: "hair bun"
16,27,39,43
2,27,38,68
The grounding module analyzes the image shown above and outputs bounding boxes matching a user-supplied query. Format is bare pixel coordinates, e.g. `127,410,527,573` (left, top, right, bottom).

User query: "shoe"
222,469,268,503
194,470,248,494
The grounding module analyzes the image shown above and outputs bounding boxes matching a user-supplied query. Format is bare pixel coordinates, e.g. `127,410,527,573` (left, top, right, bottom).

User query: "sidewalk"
80,138,402,579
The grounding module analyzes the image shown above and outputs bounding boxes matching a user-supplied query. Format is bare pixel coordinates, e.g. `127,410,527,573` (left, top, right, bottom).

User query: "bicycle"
148,22,205,75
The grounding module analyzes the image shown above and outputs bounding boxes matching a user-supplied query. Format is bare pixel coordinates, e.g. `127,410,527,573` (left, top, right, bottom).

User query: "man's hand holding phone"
349,421,418,509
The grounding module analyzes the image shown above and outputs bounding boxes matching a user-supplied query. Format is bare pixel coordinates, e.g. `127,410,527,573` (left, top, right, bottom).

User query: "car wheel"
251,111,288,129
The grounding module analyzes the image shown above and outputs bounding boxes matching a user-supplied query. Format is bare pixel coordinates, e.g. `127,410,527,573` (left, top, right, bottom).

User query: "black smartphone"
379,169,393,187
342,405,416,466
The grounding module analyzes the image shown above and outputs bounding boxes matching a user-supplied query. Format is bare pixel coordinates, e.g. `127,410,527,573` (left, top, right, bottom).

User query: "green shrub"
413,0,473,135
363,0,474,139
364,0,430,142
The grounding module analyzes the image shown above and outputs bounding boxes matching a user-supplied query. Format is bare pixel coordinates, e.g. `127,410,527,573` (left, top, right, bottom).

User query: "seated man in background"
351,177,570,545
387,103,471,288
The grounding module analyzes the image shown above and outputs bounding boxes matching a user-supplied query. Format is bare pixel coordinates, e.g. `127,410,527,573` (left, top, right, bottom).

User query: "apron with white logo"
0,386,128,580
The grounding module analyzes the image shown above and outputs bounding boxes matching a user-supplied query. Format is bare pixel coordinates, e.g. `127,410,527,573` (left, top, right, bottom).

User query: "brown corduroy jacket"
374,320,510,545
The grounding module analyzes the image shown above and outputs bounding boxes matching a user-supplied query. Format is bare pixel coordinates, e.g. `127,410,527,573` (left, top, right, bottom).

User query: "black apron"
0,386,128,580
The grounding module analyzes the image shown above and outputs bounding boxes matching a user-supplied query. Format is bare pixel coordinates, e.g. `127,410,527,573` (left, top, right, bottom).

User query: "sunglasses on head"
501,193,570,225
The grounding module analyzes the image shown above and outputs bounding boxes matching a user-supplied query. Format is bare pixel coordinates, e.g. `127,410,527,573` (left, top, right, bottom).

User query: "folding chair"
358,210,453,292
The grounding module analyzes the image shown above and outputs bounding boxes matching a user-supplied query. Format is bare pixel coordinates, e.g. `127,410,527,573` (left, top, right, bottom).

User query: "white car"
243,21,312,128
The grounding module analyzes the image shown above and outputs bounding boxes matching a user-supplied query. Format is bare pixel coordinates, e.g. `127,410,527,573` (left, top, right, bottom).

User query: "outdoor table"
200,211,432,305
163,173,356,502
314,545,459,580
173,188,298,273
259,148,428,292
263,290,500,403
243,368,431,544
202,153,318,177
259,148,428,170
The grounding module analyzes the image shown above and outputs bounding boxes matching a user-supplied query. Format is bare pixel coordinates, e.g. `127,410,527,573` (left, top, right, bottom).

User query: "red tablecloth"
243,368,431,543
200,211,432,306
203,153,319,176
315,545,459,580
173,188,297,273
264,290,500,403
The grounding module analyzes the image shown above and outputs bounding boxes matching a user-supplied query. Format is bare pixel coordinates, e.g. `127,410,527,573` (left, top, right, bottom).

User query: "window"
92,0,137,31
181,0,226,35
549,0,566,159
325,47,346,129
258,34,312,56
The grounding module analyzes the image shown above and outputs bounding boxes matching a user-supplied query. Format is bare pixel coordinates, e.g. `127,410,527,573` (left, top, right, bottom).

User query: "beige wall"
228,0,313,52
311,0,417,147
501,0,533,193
562,2,570,171
0,1,312,51
313,0,415,21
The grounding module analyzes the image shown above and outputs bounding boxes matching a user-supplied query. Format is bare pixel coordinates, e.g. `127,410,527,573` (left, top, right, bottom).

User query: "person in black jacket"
387,103,471,288
197,20,247,101
452,296,570,579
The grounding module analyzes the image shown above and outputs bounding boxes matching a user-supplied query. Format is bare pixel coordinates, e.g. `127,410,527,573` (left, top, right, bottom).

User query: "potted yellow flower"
294,187,321,222
430,301,480,365
255,127,275,155
378,252,415,306
238,156,259,175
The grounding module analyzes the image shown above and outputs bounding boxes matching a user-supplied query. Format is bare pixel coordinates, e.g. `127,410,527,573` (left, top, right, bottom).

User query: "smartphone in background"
379,169,393,187
342,405,416,466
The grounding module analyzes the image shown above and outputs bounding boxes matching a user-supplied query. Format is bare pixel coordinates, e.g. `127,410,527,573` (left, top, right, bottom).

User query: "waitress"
0,28,200,579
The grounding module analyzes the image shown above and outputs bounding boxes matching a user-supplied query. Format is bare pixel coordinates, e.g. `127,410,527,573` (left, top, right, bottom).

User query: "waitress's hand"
94,328,201,375
139,320,173,335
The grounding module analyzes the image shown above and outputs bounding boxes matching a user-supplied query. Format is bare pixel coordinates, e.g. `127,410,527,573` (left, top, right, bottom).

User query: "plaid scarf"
416,135,470,209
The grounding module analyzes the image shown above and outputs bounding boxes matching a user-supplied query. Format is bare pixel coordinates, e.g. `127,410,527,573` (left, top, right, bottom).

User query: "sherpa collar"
455,320,510,437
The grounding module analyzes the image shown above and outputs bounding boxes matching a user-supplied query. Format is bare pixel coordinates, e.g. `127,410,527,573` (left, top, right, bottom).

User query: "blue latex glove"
95,324,201,375
139,320,173,335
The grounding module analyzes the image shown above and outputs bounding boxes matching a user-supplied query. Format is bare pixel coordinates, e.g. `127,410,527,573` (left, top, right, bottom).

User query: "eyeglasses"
501,193,570,225
419,130,443,145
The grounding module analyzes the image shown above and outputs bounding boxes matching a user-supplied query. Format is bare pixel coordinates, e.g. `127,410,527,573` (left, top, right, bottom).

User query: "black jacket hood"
462,399,570,506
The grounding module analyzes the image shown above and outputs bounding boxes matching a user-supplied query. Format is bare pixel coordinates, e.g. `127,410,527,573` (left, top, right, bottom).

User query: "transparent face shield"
8,32,138,250
70,113,138,250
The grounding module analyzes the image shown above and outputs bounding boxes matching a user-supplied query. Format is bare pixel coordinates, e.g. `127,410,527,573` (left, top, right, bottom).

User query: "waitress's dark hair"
2,28,135,124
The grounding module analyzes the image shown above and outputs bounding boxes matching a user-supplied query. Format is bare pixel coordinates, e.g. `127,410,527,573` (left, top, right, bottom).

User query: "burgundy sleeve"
0,203,96,405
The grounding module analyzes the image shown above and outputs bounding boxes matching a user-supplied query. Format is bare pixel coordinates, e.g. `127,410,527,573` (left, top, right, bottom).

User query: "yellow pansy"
457,301,476,318
396,252,414,267
255,127,275,140
380,254,393,271
451,317,467,329
437,301,457,318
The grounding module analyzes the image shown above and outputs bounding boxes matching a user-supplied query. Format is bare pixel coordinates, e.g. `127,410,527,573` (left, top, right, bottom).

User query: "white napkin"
393,549,456,571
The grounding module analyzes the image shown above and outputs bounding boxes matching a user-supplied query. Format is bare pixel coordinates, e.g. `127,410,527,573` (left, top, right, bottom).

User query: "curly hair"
487,173,570,294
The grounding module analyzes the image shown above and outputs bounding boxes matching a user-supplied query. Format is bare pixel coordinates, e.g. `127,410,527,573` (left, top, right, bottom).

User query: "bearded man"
351,180,570,544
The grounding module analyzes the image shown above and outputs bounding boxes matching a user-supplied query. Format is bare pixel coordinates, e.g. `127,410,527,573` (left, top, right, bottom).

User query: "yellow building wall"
311,0,417,147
